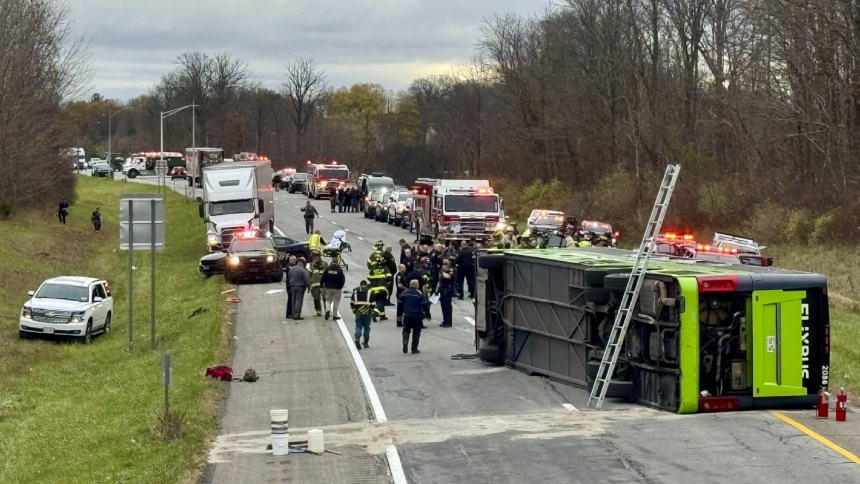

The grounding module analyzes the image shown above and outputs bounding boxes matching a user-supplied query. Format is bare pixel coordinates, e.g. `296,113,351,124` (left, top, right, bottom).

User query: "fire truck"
307,161,350,199
410,178,502,243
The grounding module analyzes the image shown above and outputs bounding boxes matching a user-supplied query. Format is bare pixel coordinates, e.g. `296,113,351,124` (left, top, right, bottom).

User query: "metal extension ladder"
587,164,681,409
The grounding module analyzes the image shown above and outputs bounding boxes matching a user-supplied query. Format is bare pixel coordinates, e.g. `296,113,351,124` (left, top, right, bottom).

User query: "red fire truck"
306,161,350,199
410,178,503,243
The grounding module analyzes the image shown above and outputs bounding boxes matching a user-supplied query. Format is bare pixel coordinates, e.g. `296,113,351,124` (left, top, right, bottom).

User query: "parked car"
384,190,413,225
289,173,309,194
90,161,112,178
364,189,382,219
19,276,113,344
372,191,391,222
170,166,187,179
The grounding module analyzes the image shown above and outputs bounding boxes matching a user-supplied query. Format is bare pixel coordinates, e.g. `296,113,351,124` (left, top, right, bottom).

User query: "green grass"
0,177,230,484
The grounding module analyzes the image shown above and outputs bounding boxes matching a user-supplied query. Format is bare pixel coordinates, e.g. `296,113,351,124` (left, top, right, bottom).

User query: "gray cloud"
71,0,551,101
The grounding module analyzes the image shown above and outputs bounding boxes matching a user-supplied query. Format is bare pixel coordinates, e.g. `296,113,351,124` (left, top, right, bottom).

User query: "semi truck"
410,178,503,243
198,160,275,252
187,147,225,188
122,152,185,178
474,247,829,414
308,162,350,199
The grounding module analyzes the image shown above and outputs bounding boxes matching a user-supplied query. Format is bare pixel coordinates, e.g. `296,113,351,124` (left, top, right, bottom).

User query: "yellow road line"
771,411,860,465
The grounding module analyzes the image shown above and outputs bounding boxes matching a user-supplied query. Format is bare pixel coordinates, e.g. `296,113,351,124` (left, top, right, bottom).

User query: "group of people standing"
328,187,362,213
284,252,346,322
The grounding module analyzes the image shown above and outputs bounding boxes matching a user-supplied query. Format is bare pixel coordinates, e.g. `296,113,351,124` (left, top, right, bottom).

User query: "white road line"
334,317,409,483
386,445,408,484
562,403,579,412
451,368,506,376
331,221,337,225
334,319,387,422
357,236,364,241
273,226,285,237
345,229,350,232
464,316,475,326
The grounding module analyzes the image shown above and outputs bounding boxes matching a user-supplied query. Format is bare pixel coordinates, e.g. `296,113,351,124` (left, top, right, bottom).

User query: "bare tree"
282,58,327,159
0,0,91,214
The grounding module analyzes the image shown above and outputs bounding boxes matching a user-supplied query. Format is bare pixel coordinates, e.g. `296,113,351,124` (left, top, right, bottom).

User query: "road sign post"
119,194,165,351
155,160,168,195
162,353,172,418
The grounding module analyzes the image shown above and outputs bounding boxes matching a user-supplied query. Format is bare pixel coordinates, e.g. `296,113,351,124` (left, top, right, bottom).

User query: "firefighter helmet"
374,240,384,250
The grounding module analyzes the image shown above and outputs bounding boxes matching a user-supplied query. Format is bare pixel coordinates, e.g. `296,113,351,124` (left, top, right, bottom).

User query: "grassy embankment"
0,176,230,483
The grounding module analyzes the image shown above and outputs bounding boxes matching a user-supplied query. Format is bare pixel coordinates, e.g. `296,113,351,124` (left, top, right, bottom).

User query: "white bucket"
270,409,289,456
307,428,325,453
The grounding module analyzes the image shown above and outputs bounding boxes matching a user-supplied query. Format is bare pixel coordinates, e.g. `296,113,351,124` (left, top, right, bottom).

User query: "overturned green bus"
475,247,829,414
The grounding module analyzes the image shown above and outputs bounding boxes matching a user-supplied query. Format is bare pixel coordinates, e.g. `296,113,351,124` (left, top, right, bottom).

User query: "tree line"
10,0,860,243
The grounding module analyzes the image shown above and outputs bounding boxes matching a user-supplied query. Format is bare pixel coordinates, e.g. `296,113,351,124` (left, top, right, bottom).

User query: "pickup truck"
19,276,113,344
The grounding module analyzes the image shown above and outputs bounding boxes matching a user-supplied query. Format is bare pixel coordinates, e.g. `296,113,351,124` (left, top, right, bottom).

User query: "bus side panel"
676,276,700,414
804,288,829,392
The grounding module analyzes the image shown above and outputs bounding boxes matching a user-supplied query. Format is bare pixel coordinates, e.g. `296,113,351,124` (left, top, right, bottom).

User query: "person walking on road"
350,280,375,350
436,259,455,328
309,253,327,317
329,188,337,213
285,255,297,319
58,200,69,224
300,201,319,234
395,264,408,328
383,246,397,305
400,280,430,354
321,258,346,321
288,258,310,320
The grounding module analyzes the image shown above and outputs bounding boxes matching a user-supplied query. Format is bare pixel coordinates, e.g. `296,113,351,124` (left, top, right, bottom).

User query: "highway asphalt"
126,175,860,483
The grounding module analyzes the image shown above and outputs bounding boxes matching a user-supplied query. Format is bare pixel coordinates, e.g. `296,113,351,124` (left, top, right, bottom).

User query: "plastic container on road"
270,409,289,456
307,429,325,453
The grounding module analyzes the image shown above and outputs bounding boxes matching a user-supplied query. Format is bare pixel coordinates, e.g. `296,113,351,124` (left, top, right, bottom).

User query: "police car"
199,230,311,281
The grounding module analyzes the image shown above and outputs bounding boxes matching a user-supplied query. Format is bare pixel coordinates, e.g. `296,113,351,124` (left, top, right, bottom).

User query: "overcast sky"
71,0,551,102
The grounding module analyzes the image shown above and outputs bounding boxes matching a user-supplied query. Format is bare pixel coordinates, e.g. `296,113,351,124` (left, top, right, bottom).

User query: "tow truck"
122,151,184,179
410,178,502,244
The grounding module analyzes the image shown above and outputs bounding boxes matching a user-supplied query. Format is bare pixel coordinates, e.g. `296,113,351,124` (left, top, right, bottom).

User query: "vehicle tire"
127,169,138,179
584,287,611,305
586,360,601,379
79,321,93,345
387,213,393,224
364,210,369,219
19,330,31,340
585,269,610,287
271,272,284,283
604,273,632,293
103,312,111,335
586,375,633,400
478,338,501,364
225,272,235,284
478,254,504,270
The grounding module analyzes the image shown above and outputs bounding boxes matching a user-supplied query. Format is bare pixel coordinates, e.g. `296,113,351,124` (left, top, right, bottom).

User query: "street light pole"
107,105,131,173
160,104,196,194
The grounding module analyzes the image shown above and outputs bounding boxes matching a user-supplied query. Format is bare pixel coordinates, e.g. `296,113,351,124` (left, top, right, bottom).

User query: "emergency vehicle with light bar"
232,152,269,162
307,161,350,199
409,178,503,243
580,220,620,247
475,246,829,414
122,151,185,179
652,231,697,256
684,244,774,267
526,210,566,235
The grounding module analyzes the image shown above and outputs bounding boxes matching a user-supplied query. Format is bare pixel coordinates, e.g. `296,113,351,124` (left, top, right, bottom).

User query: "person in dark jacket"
58,200,69,224
455,242,476,300
394,264,408,328
321,258,346,321
337,188,346,213
401,248,416,273
429,243,444,290
285,255,297,318
351,280,375,349
351,189,360,212
406,257,432,327
399,280,430,354
91,208,102,233
383,246,397,305
300,201,319,234
329,188,337,212
288,258,310,320
435,259,455,328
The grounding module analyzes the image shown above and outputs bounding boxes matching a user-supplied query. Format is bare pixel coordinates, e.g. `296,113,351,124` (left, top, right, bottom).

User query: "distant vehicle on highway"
19,276,113,344
288,173,309,194
90,161,112,178
170,166,187,180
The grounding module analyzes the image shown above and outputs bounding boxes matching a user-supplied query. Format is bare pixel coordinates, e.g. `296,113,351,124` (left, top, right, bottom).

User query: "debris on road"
221,288,236,295
265,289,285,295
227,297,241,303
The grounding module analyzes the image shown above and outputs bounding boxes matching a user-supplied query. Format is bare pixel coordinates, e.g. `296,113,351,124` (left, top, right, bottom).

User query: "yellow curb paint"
771,411,860,465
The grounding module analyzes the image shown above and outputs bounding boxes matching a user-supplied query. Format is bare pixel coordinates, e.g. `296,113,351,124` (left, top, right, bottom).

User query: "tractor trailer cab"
199,161,275,252
475,247,829,414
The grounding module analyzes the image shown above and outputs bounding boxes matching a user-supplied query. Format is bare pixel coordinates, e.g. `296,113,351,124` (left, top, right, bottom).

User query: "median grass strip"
0,176,230,484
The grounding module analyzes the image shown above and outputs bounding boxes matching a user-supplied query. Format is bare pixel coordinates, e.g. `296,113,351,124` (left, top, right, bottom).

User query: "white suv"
19,277,113,344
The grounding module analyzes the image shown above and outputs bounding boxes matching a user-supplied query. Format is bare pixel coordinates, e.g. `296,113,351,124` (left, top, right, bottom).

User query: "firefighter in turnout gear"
367,264,389,320
309,253,328,316
367,240,385,269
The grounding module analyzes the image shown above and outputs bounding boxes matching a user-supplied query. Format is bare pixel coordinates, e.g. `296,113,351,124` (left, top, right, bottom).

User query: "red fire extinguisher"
817,387,830,419
836,388,847,422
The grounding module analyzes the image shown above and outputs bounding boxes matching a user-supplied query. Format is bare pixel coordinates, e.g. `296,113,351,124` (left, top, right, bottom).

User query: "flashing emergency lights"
228,256,240,266
696,245,738,254
306,160,312,165
331,161,337,164
234,230,259,239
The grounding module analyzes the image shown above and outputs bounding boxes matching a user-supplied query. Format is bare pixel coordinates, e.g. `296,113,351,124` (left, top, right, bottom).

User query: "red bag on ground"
205,365,233,381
